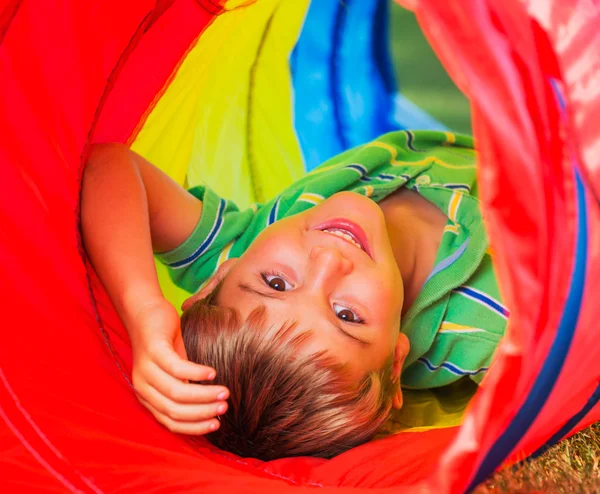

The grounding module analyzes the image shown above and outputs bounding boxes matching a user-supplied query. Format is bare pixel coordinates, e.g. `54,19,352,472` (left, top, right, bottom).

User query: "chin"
328,192,382,220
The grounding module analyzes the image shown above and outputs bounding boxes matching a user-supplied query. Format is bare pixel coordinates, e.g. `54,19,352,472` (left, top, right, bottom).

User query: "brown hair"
181,294,397,461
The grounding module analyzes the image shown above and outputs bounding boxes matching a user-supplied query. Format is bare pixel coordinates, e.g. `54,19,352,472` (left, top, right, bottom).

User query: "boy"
81,130,507,461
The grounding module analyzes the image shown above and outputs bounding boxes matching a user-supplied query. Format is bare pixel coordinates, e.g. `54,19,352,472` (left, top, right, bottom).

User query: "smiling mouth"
312,218,373,258
321,228,363,250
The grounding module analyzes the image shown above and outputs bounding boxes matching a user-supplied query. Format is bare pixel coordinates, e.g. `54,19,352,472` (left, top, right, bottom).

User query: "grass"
387,2,600,492
388,1,471,134
476,422,600,493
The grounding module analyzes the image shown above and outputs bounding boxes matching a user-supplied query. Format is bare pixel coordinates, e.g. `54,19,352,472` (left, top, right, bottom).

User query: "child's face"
218,192,407,381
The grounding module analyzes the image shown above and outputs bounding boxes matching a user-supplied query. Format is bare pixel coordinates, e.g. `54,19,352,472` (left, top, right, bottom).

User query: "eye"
261,272,293,292
333,303,364,324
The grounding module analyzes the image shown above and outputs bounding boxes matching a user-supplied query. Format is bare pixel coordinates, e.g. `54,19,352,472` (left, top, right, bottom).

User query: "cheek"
236,227,305,276
373,267,401,295
366,279,403,320
248,240,294,264
375,288,400,314
246,215,305,253
379,262,403,298
242,230,285,260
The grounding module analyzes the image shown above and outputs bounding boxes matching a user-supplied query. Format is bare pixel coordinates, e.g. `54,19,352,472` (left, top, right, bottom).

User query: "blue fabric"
290,0,446,172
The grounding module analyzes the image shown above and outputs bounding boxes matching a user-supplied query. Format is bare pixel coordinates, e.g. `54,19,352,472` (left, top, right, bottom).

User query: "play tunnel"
1,0,599,492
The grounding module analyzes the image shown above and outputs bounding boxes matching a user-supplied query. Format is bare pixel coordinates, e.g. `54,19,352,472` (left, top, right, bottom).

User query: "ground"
476,422,600,493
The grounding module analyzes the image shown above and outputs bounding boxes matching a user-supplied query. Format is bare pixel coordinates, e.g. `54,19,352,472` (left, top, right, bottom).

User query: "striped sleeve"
155,185,260,293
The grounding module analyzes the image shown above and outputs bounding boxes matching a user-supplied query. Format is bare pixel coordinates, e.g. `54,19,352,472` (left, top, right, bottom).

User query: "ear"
391,332,410,409
181,258,238,311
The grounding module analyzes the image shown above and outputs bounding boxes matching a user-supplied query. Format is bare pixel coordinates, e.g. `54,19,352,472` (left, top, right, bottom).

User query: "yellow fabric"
223,0,257,10
131,0,308,307
377,378,477,436
132,0,306,207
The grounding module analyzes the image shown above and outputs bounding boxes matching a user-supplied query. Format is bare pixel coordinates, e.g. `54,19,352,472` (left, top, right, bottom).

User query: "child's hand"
127,298,229,435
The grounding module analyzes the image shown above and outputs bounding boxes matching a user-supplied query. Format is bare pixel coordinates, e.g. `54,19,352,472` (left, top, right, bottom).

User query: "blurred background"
389,1,472,134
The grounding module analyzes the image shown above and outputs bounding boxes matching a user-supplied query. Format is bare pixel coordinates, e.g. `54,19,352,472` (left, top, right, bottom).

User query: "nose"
307,246,353,290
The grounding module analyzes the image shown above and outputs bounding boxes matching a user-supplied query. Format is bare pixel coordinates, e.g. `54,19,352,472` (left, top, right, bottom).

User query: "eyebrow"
237,283,370,346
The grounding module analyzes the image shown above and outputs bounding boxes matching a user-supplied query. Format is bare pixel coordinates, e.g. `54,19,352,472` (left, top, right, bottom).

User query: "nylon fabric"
0,0,599,492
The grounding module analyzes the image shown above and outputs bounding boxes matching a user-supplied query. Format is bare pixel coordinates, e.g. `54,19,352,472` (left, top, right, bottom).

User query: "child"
81,130,507,461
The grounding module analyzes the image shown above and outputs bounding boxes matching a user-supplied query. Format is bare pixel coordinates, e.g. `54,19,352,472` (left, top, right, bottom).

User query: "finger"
139,397,221,435
150,341,216,381
147,362,229,404
173,332,188,361
142,383,228,422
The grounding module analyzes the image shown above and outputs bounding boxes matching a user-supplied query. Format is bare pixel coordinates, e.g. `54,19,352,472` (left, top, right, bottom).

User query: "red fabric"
408,1,600,491
1,0,599,492
93,0,218,145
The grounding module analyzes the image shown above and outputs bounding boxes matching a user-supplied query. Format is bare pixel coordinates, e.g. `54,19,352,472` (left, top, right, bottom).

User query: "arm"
81,143,228,434
81,143,201,318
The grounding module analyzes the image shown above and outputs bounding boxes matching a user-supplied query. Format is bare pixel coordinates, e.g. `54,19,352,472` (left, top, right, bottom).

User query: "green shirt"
157,130,508,388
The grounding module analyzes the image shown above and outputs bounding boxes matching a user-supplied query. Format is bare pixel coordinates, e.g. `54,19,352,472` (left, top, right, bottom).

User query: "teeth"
322,228,363,250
